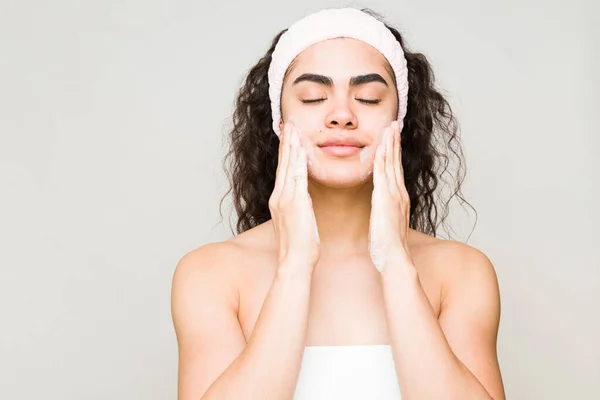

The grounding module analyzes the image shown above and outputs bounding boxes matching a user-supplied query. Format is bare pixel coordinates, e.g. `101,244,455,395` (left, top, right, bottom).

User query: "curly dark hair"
219,8,475,240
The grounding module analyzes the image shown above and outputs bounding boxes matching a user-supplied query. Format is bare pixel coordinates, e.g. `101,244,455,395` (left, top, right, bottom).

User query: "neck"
308,179,374,257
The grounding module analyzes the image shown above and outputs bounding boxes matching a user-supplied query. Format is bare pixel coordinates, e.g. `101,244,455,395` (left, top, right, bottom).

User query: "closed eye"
301,98,381,104
357,99,381,105
301,98,326,104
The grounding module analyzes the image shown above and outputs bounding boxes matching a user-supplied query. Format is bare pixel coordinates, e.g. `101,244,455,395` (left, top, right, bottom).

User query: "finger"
384,126,396,194
373,139,387,194
282,126,300,199
297,127,314,167
392,122,401,185
293,144,309,197
393,121,406,190
273,123,292,199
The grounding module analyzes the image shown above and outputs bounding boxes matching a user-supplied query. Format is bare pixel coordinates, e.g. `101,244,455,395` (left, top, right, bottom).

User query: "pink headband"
267,7,409,137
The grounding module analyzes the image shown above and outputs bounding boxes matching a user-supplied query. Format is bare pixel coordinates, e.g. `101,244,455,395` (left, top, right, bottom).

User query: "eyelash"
301,98,381,105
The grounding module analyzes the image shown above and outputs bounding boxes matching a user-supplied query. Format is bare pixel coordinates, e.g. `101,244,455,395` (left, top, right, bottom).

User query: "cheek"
364,117,392,147
283,115,321,141
359,118,392,165
282,115,324,174
373,115,393,146
381,115,392,129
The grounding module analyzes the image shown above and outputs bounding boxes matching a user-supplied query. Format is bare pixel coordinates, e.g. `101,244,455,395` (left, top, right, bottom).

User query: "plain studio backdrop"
1,0,598,399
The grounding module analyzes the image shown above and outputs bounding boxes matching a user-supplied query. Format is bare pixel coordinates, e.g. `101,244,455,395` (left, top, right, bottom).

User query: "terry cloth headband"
267,7,409,138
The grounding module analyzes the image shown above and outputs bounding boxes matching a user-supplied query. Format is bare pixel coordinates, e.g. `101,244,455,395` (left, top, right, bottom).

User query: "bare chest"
236,251,441,346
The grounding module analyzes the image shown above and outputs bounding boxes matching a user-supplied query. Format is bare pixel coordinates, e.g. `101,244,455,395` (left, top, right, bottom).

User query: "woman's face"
279,37,398,188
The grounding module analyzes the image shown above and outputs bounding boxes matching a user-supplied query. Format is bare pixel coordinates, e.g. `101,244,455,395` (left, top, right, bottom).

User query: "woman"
172,7,505,400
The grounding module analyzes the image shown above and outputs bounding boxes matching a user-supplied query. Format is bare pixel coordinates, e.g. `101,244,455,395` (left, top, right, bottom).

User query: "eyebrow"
292,73,389,88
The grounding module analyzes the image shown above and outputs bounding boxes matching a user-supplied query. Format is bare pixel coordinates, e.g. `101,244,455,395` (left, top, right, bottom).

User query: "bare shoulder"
170,226,274,400
171,221,276,310
171,241,244,317
409,230,500,303
410,233,505,399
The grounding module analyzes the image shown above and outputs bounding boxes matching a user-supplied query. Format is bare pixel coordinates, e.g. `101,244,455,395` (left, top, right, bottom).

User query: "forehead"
286,37,393,81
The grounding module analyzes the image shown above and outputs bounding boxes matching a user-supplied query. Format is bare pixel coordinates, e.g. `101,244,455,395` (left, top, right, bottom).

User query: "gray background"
1,0,598,399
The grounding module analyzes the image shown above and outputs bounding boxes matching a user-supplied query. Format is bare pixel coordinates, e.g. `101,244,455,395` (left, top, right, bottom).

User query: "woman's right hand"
269,123,321,272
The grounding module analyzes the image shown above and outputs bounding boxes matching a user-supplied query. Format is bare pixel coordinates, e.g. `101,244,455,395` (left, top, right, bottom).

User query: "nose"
325,99,358,130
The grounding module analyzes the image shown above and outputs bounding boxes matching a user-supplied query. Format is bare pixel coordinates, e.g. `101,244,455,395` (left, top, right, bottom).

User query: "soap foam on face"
282,116,395,182
359,117,394,181
284,116,327,180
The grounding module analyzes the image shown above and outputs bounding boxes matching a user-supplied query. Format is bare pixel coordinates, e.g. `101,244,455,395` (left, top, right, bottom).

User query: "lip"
319,145,363,156
317,136,366,157
319,137,365,147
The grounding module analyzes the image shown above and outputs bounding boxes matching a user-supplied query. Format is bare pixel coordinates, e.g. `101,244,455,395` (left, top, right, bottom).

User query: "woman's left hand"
368,120,413,273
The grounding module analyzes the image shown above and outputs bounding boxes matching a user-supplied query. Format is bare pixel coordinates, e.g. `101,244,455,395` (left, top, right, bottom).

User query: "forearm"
382,264,493,400
202,262,312,400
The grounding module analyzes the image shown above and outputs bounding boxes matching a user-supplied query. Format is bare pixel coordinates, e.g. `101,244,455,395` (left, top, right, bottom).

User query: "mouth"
316,135,368,157
318,144,365,157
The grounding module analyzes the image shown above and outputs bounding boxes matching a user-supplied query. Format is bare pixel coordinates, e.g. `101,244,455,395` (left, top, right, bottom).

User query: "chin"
308,165,373,188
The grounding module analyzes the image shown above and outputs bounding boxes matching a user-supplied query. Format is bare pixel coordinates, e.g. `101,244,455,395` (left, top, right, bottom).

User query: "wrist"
277,258,315,281
381,255,419,288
